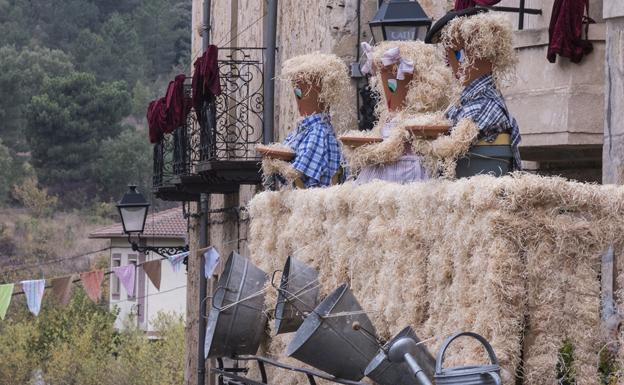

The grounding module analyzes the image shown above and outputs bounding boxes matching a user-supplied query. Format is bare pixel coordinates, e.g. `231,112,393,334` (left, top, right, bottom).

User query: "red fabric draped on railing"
146,74,191,144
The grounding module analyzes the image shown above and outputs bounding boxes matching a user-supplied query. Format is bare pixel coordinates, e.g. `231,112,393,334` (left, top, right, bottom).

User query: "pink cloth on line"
80,270,105,303
112,265,136,297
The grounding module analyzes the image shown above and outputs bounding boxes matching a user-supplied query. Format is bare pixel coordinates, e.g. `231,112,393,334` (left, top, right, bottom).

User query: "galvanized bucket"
286,283,379,381
455,145,512,178
274,257,320,334
365,326,435,385
204,251,268,359
434,332,502,385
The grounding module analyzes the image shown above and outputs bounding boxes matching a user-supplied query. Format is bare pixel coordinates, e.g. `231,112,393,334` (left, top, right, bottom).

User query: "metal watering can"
434,332,501,385
273,257,320,334
204,251,268,359
386,331,501,385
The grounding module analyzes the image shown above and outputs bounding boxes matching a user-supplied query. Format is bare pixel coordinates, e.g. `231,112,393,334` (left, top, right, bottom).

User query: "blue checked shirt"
283,113,342,188
446,74,522,171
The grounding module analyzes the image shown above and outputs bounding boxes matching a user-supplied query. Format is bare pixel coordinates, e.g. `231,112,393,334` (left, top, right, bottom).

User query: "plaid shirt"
283,113,342,188
446,74,522,171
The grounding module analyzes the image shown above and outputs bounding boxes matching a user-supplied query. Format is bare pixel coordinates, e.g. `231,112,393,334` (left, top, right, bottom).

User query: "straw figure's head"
281,53,353,132
361,40,455,122
432,10,517,87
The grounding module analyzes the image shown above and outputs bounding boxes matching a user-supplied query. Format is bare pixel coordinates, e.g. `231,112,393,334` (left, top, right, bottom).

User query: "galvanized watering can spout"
434,332,502,385
367,326,435,385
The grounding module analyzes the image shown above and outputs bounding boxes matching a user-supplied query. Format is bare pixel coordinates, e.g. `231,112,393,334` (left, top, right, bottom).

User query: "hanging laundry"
192,45,222,115
204,246,220,278
80,270,105,303
50,276,74,307
21,279,46,316
454,0,501,11
547,0,593,63
168,251,189,273
142,260,162,290
0,284,14,320
112,265,136,297
147,98,167,144
164,74,192,134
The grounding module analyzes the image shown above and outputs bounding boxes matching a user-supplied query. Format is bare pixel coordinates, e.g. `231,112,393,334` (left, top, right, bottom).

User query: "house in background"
89,207,187,334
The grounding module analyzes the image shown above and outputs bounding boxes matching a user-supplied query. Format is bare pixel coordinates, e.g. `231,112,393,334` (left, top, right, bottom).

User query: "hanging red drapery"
192,44,222,113
146,74,192,143
454,0,501,11
547,0,593,63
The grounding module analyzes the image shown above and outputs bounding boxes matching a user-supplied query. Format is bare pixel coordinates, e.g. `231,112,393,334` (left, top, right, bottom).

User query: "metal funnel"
204,251,268,359
274,257,320,334
286,283,379,381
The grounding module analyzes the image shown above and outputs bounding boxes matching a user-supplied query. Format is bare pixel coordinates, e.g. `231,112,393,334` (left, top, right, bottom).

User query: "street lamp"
369,0,432,43
117,185,189,259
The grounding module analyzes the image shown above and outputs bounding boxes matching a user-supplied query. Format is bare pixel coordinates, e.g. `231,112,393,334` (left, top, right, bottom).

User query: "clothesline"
3,246,111,274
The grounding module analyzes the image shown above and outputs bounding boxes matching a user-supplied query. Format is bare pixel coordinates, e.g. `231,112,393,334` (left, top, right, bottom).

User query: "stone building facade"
183,0,617,384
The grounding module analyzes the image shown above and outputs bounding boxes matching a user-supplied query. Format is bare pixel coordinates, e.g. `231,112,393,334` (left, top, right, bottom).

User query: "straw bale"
280,53,354,133
261,158,300,187
441,12,517,87
244,174,621,385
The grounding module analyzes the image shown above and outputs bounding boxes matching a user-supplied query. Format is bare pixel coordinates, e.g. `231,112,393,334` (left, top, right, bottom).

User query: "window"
127,254,137,301
111,254,121,300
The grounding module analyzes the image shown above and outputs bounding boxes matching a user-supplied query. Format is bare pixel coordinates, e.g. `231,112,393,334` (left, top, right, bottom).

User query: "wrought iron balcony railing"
153,47,265,201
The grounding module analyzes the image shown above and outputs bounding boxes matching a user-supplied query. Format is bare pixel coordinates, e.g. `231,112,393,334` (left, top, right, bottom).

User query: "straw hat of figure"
280,53,354,133
363,40,457,127
437,10,517,87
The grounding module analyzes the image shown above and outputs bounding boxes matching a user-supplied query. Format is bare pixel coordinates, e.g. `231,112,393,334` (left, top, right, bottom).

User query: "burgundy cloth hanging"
147,97,167,144
164,74,191,134
454,0,501,11
192,44,221,113
547,0,593,63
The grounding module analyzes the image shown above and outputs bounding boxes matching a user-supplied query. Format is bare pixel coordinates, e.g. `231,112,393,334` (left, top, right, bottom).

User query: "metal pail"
455,145,512,178
434,332,502,385
365,326,435,385
204,251,268,359
285,283,379,381
274,257,320,334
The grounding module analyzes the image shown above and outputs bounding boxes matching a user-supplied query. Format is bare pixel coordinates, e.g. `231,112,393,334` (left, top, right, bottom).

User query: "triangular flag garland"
80,270,105,303
204,246,220,278
168,251,189,273
142,260,162,290
112,265,136,297
21,279,45,316
0,284,14,320
51,276,74,307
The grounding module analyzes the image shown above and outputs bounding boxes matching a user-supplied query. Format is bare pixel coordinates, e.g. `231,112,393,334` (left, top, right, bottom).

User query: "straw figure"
341,40,481,181
426,7,522,177
258,53,351,189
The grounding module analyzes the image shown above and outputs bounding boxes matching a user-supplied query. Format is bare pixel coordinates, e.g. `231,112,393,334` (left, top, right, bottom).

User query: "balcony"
153,48,265,202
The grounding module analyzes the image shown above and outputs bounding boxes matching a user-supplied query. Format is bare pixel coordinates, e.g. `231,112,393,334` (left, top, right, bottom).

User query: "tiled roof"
89,207,187,239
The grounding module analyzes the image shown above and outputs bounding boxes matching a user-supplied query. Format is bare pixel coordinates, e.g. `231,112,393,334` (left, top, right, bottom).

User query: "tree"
96,127,153,201
26,73,131,197
0,45,74,151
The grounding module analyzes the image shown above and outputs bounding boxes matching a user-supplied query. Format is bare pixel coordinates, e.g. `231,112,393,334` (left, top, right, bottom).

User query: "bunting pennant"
204,246,220,278
0,284,14,320
80,270,104,303
142,260,162,290
21,279,46,316
168,251,189,273
51,276,74,307
112,265,136,297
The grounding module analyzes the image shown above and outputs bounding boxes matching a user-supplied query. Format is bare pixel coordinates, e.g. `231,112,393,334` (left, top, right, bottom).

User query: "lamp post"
369,0,432,43
117,185,189,258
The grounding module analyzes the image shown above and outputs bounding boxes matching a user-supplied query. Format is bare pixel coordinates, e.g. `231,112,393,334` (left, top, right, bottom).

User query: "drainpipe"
198,2,211,385
198,193,209,385
262,0,278,144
